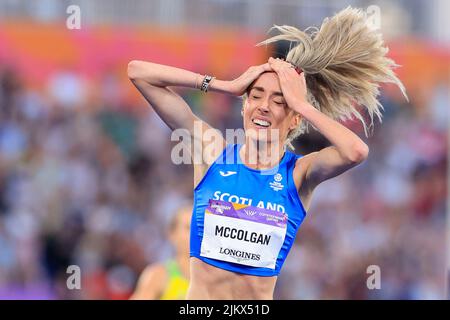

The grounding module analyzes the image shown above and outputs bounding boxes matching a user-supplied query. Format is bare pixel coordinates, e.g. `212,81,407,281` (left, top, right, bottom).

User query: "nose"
257,98,270,114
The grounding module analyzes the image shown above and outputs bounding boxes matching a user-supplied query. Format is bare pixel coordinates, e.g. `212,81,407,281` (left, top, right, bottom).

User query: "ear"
289,113,301,131
241,99,248,117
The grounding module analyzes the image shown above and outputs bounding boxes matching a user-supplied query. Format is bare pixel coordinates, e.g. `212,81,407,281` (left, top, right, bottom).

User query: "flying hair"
255,6,408,148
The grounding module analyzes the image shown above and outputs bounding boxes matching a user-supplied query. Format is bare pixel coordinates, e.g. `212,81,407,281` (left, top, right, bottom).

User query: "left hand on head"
268,57,309,112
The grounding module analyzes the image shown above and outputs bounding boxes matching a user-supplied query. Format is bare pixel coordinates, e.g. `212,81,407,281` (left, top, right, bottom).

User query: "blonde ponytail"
257,6,408,146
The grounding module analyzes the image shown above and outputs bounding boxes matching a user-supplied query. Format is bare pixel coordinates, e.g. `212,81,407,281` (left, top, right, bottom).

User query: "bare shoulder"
130,263,167,300
193,126,227,188
141,263,167,281
293,152,318,185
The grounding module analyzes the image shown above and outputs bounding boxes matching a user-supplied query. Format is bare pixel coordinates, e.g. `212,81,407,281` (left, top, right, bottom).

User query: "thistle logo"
269,173,284,191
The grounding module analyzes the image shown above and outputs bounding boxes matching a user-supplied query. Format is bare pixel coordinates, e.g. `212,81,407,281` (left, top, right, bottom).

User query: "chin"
245,128,280,144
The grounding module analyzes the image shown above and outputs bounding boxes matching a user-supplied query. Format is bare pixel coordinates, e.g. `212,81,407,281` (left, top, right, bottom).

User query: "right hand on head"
225,63,273,96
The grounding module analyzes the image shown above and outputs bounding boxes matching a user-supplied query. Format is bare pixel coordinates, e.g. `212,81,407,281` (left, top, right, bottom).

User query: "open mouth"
252,118,271,128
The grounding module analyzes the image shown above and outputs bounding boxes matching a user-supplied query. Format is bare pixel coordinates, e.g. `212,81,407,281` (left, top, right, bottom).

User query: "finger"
282,61,296,70
269,57,282,64
271,65,283,75
279,68,291,81
271,57,289,66
270,60,291,72
268,60,281,72
270,58,287,67
268,57,276,66
275,66,293,79
276,69,289,85
260,62,273,72
301,73,307,87
287,66,300,76
269,57,284,65
280,68,299,85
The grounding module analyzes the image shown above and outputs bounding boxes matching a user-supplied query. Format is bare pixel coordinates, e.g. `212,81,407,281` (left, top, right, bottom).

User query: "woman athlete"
130,204,191,300
127,7,406,299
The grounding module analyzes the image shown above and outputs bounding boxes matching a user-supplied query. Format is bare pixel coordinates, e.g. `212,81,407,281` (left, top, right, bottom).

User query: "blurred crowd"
0,55,447,299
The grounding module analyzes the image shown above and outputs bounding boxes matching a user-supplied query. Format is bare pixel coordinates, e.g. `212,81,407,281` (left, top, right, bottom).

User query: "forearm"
297,102,369,162
127,60,230,94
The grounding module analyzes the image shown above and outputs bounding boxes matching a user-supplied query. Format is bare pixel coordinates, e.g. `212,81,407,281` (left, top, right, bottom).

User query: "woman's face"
242,72,299,144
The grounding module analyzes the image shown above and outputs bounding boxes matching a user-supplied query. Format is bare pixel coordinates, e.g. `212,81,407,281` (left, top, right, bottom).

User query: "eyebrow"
250,86,284,97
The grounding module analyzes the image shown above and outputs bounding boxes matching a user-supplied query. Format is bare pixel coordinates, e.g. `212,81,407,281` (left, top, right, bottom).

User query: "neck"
240,138,285,170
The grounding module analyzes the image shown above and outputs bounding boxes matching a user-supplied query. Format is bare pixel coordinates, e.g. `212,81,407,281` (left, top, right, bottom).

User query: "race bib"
200,199,288,269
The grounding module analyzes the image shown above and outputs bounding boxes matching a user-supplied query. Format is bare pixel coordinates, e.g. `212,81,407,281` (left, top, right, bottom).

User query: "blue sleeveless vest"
190,144,307,276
